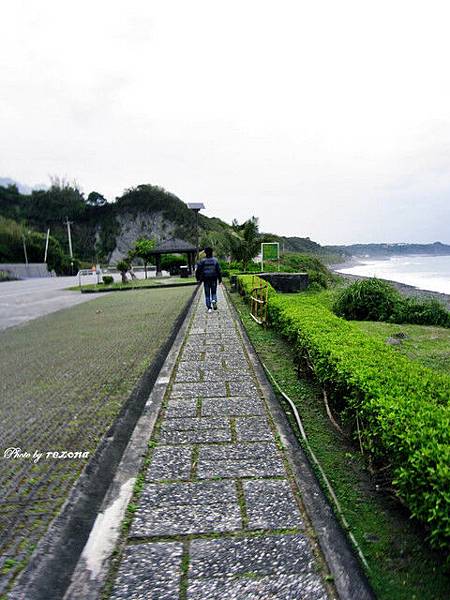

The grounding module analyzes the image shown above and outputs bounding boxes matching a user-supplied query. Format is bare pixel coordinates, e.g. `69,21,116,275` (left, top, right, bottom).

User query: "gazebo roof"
151,237,197,254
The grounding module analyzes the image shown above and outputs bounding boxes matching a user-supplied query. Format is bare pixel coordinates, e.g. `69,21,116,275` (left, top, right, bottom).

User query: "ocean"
336,255,450,295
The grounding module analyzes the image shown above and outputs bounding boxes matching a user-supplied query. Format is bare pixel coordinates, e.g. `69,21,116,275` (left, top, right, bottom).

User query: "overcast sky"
1,1,450,244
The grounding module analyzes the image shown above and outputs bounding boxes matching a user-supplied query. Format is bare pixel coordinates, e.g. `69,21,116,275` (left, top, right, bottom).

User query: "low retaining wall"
260,272,309,293
0,263,51,279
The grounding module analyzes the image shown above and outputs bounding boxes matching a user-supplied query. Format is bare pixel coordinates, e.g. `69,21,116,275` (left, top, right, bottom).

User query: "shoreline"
332,270,450,310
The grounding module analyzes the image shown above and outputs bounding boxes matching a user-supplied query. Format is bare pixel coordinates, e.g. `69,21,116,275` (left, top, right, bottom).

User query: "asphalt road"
0,277,105,331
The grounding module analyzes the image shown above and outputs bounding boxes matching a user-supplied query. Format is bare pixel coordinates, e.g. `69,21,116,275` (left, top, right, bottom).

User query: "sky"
1,0,450,245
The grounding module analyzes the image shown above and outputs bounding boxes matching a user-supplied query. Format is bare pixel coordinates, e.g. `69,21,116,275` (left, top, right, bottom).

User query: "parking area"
0,277,104,331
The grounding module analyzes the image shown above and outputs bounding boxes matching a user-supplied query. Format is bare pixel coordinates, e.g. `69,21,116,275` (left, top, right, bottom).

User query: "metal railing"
250,275,269,325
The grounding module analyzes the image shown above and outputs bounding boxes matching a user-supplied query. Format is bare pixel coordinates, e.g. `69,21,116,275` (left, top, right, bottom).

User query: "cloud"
1,0,450,243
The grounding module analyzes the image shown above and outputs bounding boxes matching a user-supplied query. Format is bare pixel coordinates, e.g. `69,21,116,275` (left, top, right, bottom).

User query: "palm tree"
228,217,260,269
116,259,130,284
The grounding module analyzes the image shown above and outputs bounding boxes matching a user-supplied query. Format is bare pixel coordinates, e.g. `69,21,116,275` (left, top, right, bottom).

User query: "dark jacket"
195,257,222,283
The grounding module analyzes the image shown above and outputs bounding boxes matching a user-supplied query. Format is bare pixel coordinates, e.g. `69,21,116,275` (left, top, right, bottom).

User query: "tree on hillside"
28,178,86,225
0,216,77,274
199,230,231,259
130,237,155,278
87,191,107,207
228,217,261,269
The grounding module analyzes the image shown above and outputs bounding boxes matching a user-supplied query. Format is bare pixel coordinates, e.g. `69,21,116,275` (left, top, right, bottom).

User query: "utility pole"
64,217,74,274
22,234,28,266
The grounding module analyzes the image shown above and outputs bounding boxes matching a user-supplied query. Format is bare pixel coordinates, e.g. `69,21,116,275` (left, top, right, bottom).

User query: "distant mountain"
0,178,33,194
326,242,450,257
0,177,47,194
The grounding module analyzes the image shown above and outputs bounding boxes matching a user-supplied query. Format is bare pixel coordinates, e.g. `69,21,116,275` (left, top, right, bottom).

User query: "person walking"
195,247,222,312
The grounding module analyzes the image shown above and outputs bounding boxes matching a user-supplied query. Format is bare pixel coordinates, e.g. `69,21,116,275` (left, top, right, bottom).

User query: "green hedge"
236,275,450,554
236,273,277,300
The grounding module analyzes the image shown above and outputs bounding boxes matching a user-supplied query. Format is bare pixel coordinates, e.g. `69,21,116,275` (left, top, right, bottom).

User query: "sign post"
261,242,279,272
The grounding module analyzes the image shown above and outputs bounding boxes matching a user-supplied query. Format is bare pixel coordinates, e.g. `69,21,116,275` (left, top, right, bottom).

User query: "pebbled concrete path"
109,286,332,599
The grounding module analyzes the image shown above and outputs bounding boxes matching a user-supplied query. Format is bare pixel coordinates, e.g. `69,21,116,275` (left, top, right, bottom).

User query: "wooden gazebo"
150,237,197,276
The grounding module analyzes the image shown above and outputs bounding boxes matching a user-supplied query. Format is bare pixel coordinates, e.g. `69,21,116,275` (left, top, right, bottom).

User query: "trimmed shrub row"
237,275,450,554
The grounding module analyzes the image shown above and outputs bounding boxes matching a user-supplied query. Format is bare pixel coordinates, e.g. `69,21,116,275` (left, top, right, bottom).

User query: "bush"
334,278,450,328
393,297,450,327
236,275,450,554
280,253,331,288
334,278,402,321
160,254,186,273
102,275,114,285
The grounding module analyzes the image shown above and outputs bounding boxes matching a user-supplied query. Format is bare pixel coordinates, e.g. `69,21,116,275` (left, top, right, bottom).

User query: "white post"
65,218,73,259
64,217,74,275
44,228,50,262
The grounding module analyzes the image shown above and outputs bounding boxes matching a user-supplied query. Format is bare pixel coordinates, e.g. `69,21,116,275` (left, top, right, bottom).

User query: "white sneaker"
208,308,212,313
212,300,218,310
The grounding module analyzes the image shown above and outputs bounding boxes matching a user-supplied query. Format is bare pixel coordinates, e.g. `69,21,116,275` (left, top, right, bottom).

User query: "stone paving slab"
229,381,260,396
146,447,192,481
243,479,304,530
175,365,254,383
236,416,274,441
158,416,231,444
174,367,202,383
170,382,227,398
201,397,266,416
197,442,286,478
136,481,238,506
189,534,317,577
130,481,241,537
110,542,183,600
165,398,198,418
187,572,328,600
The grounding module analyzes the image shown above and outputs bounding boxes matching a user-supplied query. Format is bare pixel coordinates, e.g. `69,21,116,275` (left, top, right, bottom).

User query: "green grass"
227,286,450,600
69,277,197,292
0,286,194,592
353,321,450,375
279,284,450,375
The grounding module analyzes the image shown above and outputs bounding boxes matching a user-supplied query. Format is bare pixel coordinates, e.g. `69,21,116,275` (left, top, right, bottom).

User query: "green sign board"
261,242,279,261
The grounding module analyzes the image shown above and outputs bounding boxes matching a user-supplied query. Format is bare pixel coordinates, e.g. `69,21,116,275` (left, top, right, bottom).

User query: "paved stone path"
109,287,331,599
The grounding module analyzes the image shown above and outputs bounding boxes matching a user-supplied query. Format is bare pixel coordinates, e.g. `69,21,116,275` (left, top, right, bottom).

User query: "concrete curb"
81,282,199,294
63,288,200,600
225,289,376,600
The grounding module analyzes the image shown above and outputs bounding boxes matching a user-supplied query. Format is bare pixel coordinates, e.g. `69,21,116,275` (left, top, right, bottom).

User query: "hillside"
0,181,326,264
326,242,450,257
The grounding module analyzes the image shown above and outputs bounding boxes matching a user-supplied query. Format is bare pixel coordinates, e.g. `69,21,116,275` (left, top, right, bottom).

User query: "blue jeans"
203,279,217,308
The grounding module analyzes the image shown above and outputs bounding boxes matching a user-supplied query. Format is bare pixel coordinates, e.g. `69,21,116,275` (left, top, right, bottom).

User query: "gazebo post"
187,252,192,275
156,254,162,277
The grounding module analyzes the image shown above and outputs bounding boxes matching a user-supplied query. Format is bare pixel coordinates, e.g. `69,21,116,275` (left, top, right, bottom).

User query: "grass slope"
0,286,193,594
70,277,197,292
354,321,450,375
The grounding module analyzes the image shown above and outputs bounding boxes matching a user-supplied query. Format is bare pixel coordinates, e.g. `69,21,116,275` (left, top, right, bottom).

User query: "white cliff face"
108,212,176,264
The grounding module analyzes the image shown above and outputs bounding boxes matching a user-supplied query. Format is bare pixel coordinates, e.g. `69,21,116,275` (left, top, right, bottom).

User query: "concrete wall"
260,272,309,293
0,263,51,279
